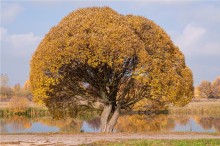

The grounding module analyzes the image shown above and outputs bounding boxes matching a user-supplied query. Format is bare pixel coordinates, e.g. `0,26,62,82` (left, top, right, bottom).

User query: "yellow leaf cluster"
30,7,193,109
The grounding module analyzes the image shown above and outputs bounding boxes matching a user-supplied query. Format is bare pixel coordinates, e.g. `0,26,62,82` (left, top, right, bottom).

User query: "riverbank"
169,99,220,116
1,99,220,117
0,133,220,146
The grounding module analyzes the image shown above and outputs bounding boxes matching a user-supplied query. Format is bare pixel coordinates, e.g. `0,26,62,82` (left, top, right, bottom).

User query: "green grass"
0,107,50,118
91,139,220,146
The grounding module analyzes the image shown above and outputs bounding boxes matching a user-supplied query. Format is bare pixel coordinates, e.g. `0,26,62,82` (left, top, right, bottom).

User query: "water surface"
0,115,219,134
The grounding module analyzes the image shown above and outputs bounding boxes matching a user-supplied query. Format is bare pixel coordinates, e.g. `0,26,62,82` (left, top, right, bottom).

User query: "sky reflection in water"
0,115,219,134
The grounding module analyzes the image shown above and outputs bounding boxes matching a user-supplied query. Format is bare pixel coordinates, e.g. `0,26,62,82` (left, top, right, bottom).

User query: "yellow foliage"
30,7,193,110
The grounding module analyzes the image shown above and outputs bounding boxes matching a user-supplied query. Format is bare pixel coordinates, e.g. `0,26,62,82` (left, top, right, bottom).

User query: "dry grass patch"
169,100,220,116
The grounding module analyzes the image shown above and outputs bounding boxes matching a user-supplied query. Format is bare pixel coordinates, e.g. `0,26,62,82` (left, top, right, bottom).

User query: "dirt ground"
0,133,220,146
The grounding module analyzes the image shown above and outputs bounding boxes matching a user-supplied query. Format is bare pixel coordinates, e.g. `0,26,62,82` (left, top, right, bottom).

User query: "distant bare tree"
197,81,213,98
0,74,12,99
212,77,220,98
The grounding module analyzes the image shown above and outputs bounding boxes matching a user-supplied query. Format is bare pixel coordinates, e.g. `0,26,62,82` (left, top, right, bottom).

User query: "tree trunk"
106,104,120,132
100,104,120,132
100,104,112,132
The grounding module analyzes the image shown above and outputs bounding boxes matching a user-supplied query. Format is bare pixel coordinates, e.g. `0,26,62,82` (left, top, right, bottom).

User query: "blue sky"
1,1,220,86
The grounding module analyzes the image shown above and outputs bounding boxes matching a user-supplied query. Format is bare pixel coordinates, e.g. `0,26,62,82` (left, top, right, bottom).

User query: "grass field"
169,100,220,116
92,139,220,146
1,99,220,117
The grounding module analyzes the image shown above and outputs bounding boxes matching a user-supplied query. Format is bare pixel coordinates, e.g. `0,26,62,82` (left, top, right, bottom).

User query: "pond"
1,114,219,134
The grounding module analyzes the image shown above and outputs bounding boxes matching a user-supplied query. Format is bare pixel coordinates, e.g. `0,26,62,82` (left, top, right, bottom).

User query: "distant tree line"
0,74,32,101
195,76,220,99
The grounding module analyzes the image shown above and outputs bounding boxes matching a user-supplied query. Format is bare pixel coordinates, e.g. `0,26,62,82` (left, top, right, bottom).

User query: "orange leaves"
30,7,193,110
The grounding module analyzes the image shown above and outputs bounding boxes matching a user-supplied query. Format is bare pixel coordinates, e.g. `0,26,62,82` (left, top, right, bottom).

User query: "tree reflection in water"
0,114,220,133
115,115,220,132
0,116,32,132
86,117,101,130
0,116,83,133
115,114,175,132
194,116,220,132
172,115,190,126
213,118,220,132
0,120,9,133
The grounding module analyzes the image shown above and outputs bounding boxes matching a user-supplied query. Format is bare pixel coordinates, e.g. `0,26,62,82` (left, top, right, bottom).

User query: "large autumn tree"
30,7,193,132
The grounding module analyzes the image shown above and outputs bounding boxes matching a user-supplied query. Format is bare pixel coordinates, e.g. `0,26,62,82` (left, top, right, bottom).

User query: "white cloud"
170,21,220,84
1,3,23,23
173,23,220,57
1,27,42,57
175,23,206,50
172,23,220,57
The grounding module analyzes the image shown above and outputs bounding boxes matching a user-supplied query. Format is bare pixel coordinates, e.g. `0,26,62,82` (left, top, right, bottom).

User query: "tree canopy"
195,76,220,98
30,7,193,132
